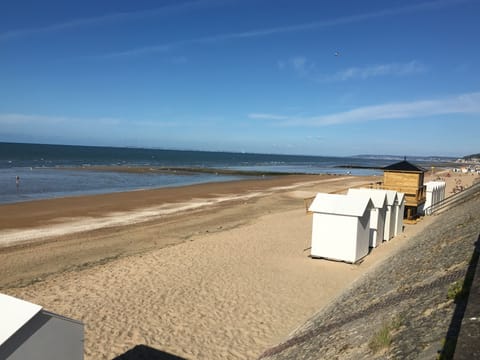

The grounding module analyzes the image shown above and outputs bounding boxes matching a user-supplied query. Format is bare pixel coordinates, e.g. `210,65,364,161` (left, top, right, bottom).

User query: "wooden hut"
382,160,426,220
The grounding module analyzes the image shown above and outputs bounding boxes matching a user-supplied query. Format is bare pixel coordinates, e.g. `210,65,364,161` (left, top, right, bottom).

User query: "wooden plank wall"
384,172,422,188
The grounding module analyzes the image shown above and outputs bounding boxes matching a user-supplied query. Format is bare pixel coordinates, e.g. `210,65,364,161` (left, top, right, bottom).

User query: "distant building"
382,160,426,220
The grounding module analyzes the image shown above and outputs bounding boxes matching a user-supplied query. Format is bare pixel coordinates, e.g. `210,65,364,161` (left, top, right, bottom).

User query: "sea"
0,142,448,205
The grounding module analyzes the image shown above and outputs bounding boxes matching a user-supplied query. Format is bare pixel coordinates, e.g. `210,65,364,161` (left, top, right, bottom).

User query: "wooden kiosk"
382,160,426,220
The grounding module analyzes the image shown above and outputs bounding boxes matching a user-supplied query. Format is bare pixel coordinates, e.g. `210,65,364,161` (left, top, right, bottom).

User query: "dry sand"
1,170,477,360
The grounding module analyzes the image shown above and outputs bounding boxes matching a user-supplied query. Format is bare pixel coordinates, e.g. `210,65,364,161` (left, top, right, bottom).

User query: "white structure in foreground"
383,190,398,241
308,193,373,263
0,293,84,360
423,181,446,215
393,192,405,236
347,188,387,248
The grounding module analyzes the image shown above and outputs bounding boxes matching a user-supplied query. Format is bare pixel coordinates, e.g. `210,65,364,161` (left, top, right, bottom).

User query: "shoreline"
0,174,345,232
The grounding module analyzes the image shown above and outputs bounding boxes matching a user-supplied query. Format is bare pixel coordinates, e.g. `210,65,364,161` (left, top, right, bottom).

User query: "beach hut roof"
347,188,387,209
384,190,398,205
396,192,405,203
383,160,426,173
0,293,42,346
308,193,372,217
425,180,446,189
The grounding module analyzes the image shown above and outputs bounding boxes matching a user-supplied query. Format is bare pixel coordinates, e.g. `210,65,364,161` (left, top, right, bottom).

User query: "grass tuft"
369,324,392,353
369,314,404,353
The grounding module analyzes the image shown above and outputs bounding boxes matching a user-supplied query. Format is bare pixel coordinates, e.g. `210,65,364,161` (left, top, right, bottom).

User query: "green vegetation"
368,314,405,353
369,324,392,353
447,281,464,301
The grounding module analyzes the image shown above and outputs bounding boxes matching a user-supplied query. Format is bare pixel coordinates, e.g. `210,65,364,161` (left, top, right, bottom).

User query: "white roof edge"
0,293,42,346
308,192,372,216
396,192,405,202
41,310,84,326
384,190,397,205
347,188,387,208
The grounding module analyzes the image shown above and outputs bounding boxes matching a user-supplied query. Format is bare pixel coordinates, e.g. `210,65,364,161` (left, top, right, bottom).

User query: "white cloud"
97,0,469,58
251,92,480,127
248,113,289,120
194,0,467,40
0,0,221,41
324,61,427,81
95,44,172,59
306,136,325,142
0,113,179,131
279,57,426,81
0,113,67,125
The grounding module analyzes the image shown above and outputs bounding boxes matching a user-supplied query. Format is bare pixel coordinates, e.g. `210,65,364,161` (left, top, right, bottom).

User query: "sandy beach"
1,170,477,359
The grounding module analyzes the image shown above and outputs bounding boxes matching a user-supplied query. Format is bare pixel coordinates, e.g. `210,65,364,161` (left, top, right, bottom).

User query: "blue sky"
1,0,479,157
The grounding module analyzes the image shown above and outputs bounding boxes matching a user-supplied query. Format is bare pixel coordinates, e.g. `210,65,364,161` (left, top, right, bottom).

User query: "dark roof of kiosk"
383,160,426,172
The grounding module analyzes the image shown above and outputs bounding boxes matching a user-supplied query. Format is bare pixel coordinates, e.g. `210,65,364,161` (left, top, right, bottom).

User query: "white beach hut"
347,188,387,248
0,293,84,360
308,193,373,263
383,190,397,241
424,181,446,215
393,192,405,236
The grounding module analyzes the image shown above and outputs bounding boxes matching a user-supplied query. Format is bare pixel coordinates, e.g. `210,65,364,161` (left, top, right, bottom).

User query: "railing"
424,181,480,215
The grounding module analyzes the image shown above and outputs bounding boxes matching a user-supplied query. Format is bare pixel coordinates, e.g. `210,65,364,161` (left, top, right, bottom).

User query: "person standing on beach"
16,175,20,190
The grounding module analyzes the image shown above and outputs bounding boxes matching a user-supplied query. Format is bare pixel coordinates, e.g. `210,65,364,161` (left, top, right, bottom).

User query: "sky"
1,0,479,157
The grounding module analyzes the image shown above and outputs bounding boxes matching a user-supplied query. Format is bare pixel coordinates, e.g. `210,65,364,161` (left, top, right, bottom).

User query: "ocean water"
0,142,393,204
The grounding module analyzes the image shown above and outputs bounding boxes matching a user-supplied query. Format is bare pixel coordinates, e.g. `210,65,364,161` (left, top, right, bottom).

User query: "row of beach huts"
307,179,446,264
308,188,405,263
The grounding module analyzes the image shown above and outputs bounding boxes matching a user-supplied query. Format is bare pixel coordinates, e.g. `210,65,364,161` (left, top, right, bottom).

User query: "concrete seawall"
260,185,480,359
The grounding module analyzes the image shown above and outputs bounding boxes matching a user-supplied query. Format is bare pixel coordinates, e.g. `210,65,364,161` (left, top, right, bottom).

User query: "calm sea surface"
0,142,415,204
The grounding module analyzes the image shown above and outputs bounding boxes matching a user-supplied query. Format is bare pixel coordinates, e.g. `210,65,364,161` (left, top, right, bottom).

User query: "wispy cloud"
324,61,427,81
0,113,178,129
278,57,317,77
279,57,426,81
250,92,480,127
248,113,289,120
97,0,468,58
0,0,221,41
306,135,325,142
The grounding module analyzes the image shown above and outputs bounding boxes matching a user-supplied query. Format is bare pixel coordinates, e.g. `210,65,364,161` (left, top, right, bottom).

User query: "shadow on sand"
113,345,188,360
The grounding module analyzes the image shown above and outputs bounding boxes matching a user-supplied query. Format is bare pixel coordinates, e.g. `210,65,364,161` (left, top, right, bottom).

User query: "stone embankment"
260,186,480,360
